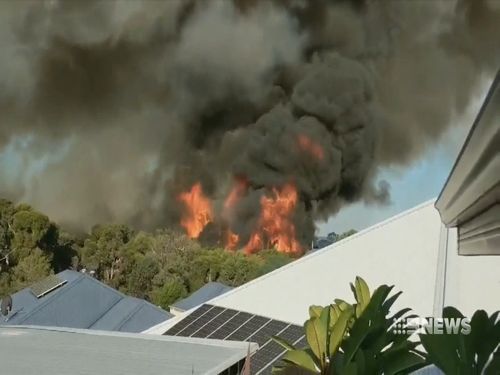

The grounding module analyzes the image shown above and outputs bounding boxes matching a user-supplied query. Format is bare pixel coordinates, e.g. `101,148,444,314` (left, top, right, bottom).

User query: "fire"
245,183,303,254
177,182,213,238
245,232,263,253
225,229,240,251
297,134,324,161
224,176,248,211
223,177,248,250
178,179,303,254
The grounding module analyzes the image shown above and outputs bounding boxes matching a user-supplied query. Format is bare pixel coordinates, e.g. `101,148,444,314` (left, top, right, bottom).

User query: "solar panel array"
30,275,67,298
164,304,305,374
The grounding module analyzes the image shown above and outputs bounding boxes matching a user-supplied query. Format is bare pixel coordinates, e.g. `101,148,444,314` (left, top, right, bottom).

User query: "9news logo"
393,317,471,335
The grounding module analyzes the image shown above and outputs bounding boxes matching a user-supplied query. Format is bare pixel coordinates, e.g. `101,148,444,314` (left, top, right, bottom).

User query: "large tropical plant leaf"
305,307,330,367
419,307,500,375
309,305,324,319
278,349,321,374
382,350,427,375
341,284,393,365
329,306,354,357
273,336,296,351
351,276,370,318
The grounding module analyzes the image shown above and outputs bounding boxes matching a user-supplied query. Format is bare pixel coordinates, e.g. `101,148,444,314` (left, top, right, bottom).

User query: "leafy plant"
419,307,500,375
272,277,426,374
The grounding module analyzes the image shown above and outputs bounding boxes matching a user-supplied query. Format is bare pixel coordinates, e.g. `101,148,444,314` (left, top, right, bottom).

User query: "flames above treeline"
177,134,323,254
178,179,302,254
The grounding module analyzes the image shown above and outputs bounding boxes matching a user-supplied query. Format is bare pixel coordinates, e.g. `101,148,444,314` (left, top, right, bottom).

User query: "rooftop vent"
30,275,67,298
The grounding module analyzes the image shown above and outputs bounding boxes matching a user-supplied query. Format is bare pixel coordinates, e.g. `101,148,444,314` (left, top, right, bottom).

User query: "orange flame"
223,177,248,250
224,176,248,211
245,232,264,253
177,182,213,238
245,184,302,254
225,229,240,251
297,134,324,161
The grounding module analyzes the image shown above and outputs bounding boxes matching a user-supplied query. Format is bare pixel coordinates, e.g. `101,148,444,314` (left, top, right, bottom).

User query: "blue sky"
316,140,458,236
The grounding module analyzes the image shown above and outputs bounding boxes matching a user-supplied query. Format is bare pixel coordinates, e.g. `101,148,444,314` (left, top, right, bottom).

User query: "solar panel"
247,320,288,346
164,304,305,373
30,275,67,298
275,324,304,344
208,311,253,339
254,326,306,374
294,335,308,349
192,308,238,338
251,340,287,374
177,305,225,336
226,315,269,341
164,304,212,335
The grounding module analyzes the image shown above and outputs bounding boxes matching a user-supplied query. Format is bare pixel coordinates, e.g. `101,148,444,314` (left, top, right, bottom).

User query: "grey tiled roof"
0,270,172,333
171,282,233,312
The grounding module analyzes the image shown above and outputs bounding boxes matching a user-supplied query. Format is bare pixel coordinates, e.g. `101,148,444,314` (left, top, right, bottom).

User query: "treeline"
0,199,294,309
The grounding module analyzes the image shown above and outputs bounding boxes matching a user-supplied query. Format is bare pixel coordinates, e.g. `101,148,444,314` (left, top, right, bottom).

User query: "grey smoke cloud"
0,0,498,248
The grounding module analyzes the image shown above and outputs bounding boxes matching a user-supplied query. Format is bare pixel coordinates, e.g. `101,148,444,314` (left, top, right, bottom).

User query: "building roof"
435,71,500,255
0,325,257,375
171,282,233,312
0,270,172,333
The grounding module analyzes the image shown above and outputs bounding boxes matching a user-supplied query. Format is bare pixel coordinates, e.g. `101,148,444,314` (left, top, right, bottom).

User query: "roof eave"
435,71,500,255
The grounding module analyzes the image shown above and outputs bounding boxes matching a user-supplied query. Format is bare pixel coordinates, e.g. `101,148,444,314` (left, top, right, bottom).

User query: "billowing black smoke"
0,0,498,247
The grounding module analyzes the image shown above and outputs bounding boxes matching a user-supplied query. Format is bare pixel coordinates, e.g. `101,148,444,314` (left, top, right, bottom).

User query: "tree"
0,199,15,260
11,248,52,291
273,277,426,374
337,230,357,241
11,209,51,254
80,224,134,289
51,231,79,273
126,256,159,299
218,252,260,287
256,250,293,277
151,278,188,310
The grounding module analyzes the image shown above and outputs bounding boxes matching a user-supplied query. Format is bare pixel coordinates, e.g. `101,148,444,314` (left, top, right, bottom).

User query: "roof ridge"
86,291,126,329
113,301,147,331
207,199,437,305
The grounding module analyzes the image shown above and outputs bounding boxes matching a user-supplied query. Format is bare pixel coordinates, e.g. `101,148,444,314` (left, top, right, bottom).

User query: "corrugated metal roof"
171,282,233,312
0,270,172,333
0,325,257,375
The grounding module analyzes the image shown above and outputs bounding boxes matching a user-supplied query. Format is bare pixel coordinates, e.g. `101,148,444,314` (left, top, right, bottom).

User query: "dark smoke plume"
0,0,498,246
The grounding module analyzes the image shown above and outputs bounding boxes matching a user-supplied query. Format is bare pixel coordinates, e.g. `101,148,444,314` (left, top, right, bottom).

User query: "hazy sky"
317,82,490,236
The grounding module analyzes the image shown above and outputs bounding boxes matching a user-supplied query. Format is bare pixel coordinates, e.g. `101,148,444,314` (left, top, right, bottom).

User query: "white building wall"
444,228,500,316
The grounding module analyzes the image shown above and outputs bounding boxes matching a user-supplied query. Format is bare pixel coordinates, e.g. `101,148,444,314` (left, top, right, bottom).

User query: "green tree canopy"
11,248,52,291
151,278,188,310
